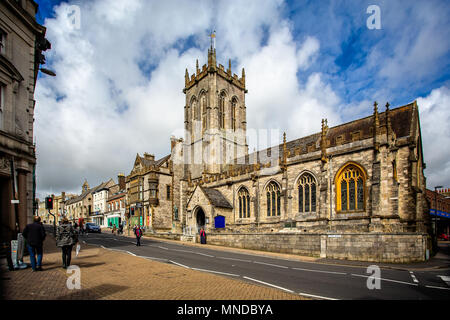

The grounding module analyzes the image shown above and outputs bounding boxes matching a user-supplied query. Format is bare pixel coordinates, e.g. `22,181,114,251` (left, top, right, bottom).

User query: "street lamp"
434,186,443,247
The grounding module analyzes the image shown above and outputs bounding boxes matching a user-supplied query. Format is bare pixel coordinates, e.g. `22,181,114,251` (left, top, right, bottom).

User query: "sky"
33,0,450,198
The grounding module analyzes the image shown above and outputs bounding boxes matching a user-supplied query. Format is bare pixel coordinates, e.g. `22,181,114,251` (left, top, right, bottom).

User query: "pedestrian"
118,223,123,235
200,227,207,244
112,224,117,235
22,216,46,272
134,225,142,246
56,217,78,269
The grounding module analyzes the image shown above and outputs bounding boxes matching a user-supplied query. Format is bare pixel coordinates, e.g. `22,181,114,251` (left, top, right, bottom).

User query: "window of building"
192,98,199,121
231,97,237,131
238,187,250,218
336,163,365,212
0,30,6,54
219,92,225,129
298,173,317,213
201,94,207,133
149,182,158,199
266,181,281,216
166,185,171,200
0,83,4,130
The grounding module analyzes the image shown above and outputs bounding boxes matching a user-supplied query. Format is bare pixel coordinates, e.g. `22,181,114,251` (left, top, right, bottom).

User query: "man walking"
22,216,46,271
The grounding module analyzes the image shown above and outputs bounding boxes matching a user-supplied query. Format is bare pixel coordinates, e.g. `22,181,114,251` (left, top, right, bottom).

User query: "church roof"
200,186,233,209
236,102,416,165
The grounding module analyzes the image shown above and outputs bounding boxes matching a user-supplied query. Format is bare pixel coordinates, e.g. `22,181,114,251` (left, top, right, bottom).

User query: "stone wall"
203,232,429,263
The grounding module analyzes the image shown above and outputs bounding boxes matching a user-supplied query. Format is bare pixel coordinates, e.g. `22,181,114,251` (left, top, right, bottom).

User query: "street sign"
11,200,19,204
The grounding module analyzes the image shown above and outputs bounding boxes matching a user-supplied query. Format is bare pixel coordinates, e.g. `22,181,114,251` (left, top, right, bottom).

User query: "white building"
92,186,109,227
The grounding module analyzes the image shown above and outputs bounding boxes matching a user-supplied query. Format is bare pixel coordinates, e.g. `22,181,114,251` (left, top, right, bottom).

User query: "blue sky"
33,0,450,196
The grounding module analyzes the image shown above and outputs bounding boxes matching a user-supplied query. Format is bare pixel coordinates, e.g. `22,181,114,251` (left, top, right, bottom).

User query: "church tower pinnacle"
182,32,248,179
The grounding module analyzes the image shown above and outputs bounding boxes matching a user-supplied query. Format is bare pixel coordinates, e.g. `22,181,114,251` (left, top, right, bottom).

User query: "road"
67,228,450,300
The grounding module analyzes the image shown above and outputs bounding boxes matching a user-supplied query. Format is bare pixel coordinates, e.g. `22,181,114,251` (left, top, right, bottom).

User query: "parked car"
85,223,101,233
438,233,449,241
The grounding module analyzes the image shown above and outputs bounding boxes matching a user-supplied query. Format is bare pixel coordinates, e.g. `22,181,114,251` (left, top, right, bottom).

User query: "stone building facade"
0,0,51,242
125,153,173,230
134,44,430,262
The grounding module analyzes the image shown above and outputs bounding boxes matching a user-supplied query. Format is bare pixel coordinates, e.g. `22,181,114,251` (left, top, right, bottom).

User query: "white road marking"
253,261,288,269
127,251,137,256
137,256,168,262
218,257,252,263
195,252,214,258
296,292,339,301
425,285,450,290
243,276,294,293
438,275,450,285
292,267,347,275
409,271,419,283
158,246,169,250
191,268,239,277
351,274,418,286
169,260,191,269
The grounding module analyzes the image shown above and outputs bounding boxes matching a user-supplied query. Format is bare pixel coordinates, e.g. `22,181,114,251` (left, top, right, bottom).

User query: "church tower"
183,34,248,179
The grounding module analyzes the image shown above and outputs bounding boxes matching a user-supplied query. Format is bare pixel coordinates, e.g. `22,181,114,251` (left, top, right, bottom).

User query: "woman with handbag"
56,217,78,269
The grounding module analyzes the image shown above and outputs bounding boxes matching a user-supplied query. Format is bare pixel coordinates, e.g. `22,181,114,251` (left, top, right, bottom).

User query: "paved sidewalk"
0,235,307,300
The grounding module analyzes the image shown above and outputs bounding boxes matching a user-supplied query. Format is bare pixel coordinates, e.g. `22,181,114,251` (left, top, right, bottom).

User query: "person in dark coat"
56,217,78,269
22,216,46,271
134,225,142,246
200,227,207,244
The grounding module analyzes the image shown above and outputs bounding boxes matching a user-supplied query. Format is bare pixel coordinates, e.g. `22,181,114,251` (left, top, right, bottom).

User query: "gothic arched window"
200,94,207,133
266,181,281,216
298,173,317,213
231,97,237,131
238,187,250,218
336,163,365,212
192,98,199,121
219,92,226,129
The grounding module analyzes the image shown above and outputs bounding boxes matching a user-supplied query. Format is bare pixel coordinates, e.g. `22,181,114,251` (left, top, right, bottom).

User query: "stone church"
127,42,431,262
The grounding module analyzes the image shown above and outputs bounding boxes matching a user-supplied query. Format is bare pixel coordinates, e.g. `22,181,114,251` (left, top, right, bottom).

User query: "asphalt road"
65,228,450,300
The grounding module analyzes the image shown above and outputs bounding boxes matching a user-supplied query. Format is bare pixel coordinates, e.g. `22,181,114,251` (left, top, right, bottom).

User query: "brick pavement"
0,234,307,300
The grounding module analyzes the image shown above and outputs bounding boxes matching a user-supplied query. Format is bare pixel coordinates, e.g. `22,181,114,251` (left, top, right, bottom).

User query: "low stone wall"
204,232,429,263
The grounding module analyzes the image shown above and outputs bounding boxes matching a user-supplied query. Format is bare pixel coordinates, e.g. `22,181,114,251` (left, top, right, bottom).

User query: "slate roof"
200,186,233,209
235,103,416,164
66,180,113,205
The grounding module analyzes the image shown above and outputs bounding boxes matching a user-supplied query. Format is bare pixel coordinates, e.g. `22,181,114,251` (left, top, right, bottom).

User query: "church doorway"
195,207,206,233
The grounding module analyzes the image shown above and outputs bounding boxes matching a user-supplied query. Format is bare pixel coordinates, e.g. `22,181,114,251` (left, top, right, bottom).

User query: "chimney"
118,173,126,191
144,153,155,161
61,192,66,201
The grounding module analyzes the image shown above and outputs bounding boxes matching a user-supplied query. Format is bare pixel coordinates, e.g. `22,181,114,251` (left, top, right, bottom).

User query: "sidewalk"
0,234,307,300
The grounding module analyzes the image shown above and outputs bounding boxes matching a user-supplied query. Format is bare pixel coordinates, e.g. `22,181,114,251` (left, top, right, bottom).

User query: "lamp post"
434,186,443,248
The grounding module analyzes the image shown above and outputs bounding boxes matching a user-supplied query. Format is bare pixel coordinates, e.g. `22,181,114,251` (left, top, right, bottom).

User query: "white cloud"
417,86,450,188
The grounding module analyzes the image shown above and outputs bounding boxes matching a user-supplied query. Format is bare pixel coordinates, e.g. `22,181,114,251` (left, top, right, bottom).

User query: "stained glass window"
266,182,281,216
298,185,303,212
238,188,250,218
297,173,317,213
311,183,316,212
337,164,365,212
